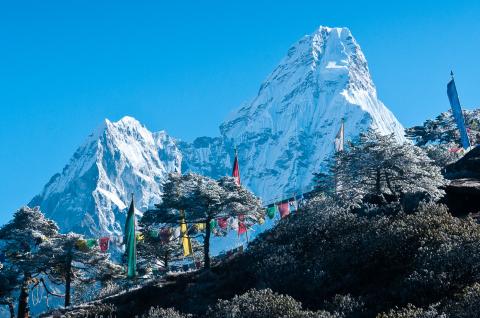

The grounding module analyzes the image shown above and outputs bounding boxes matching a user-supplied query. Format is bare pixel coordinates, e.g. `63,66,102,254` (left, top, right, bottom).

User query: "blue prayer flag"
447,77,471,149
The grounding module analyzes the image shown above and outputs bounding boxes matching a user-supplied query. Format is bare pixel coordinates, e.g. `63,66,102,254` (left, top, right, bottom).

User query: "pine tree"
0,267,19,317
0,206,60,318
312,157,337,196
145,173,263,269
136,225,185,274
406,109,480,147
38,232,123,307
0,207,123,316
324,129,446,205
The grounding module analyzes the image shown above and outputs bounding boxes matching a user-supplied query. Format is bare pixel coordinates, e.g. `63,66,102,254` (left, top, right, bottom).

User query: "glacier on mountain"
30,26,405,239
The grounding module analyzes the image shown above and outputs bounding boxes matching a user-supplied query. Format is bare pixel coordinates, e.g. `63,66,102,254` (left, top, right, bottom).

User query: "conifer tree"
0,207,123,316
320,129,446,205
0,206,60,318
145,173,263,269
39,232,123,307
136,225,183,274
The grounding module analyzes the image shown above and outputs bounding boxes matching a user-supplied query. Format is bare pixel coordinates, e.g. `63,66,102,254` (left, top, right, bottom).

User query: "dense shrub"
377,304,443,318
206,288,333,318
243,196,480,316
442,283,480,317
144,306,190,318
52,194,480,317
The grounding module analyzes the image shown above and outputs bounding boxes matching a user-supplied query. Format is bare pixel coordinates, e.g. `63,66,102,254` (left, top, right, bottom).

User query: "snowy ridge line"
31,25,405,243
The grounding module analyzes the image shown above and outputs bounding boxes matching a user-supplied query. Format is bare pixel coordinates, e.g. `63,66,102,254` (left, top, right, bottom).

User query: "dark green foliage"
206,289,333,318
144,306,191,318
406,109,480,147
243,197,480,317
144,172,263,269
314,130,445,205
51,196,480,317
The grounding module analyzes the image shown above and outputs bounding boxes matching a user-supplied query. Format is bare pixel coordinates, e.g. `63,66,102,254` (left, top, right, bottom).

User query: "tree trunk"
385,172,396,197
204,217,212,269
17,275,30,318
375,169,382,195
8,301,15,318
163,251,169,270
64,251,72,307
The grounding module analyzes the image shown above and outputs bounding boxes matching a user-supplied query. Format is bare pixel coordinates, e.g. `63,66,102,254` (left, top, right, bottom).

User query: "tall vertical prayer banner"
232,148,241,185
447,75,471,150
180,210,193,256
334,120,345,152
124,198,137,278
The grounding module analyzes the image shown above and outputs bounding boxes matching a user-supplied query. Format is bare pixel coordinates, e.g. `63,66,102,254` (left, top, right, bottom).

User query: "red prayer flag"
238,222,247,236
278,202,290,218
99,237,110,252
232,152,241,185
217,217,228,229
160,228,171,243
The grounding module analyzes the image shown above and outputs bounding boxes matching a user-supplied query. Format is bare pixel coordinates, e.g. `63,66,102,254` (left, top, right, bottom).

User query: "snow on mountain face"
218,26,405,202
30,117,182,236
30,26,405,237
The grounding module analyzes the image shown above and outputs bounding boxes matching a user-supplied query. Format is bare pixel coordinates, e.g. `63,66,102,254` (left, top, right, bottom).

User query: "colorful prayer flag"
135,233,144,242
238,222,247,236
180,210,193,256
159,228,170,243
266,205,277,219
210,219,217,232
278,202,290,218
232,148,241,185
174,227,181,242
99,237,110,252
289,200,298,212
447,74,471,149
124,198,137,278
335,120,345,152
149,229,159,238
86,238,97,249
195,223,206,231
75,239,89,252
228,217,239,231
217,217,228,229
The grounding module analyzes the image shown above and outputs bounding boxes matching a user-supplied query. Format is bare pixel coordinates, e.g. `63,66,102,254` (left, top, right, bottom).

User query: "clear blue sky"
1,1,479,223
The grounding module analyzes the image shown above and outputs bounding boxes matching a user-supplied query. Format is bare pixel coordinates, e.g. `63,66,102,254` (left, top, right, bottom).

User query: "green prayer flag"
124,199,137,278
210,219,217,232
149,229,159,238
267,206,277,219
86,239,97,249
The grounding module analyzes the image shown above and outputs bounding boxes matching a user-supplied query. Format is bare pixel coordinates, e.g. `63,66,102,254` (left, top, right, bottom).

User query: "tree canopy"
143,173,263,269
317,130,447,205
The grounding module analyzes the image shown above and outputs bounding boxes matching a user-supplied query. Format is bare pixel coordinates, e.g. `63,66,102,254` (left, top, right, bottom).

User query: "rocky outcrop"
443,146,480,215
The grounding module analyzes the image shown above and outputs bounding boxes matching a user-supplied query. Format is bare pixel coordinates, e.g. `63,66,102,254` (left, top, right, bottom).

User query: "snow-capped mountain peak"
30,117,181,237
217,26,405,202
31,26,405,238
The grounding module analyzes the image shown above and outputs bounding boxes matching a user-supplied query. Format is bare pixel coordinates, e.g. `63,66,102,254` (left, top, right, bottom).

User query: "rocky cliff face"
30,26,405,237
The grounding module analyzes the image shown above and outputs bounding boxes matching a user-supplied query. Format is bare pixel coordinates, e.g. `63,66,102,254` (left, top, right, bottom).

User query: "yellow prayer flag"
75,239,89,252
180,210,193,256
136,233,144,242
195,223,206,231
